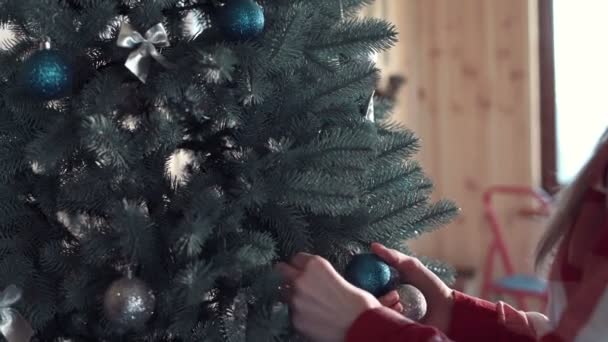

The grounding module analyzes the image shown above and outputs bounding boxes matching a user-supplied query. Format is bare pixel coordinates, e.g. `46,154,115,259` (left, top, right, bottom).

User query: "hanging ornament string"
102,224,156,331
116,22,175,83
0,285,34,342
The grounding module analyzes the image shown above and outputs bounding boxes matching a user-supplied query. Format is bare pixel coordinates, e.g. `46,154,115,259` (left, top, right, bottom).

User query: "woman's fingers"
277,254,382,341
378,290,404,313
391,302,404,313
371,242,400,264
371,243,421,273
378,290,400,307
372,243,440,293
291,252,315,270
372,242,454,332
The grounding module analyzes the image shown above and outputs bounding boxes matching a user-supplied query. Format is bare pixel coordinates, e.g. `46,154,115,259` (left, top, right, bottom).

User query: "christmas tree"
0,0,458,340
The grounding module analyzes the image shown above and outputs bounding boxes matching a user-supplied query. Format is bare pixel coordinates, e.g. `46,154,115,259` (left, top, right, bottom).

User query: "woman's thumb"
371,243,442,296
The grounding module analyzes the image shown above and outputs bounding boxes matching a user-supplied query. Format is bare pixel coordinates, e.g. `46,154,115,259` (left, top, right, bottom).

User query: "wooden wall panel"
367,0,542,273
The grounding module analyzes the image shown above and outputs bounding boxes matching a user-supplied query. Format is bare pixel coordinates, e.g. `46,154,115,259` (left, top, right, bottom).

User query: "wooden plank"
375,0,542,273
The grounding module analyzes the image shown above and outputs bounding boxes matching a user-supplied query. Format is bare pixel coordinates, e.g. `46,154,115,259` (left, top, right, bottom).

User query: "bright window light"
554,0,608,183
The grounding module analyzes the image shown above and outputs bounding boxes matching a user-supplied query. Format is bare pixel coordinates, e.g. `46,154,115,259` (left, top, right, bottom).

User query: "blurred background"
364,0,608,307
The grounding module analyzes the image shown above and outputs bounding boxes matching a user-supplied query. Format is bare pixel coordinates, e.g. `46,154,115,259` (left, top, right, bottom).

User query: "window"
541,0,608,189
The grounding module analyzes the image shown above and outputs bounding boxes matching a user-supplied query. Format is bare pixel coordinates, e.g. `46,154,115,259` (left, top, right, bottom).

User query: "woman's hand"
372,243,454,332
276,253,383,342
378,290,404,313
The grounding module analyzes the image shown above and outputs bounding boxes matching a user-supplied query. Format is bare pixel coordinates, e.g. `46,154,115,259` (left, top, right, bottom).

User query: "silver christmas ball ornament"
103,276,156,330
397,284,427,321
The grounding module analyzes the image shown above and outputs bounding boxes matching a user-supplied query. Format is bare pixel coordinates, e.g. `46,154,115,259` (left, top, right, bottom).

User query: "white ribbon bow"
117,22,175,83
0,285,33,342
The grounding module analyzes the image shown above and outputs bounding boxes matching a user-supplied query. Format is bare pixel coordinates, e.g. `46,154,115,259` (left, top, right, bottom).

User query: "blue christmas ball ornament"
345,253,397,297
217,0,265,41
20,48,72,100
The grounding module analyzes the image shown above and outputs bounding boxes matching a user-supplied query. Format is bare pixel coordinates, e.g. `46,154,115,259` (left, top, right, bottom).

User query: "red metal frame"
481,186,552,310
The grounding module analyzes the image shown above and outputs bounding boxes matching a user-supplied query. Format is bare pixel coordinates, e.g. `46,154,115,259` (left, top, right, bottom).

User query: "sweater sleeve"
447,217,608,342
346,307,450,342
346,292,540,342
448,291,540,341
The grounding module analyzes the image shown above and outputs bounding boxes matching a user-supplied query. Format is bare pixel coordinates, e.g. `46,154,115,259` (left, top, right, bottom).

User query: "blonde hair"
535,128,608,268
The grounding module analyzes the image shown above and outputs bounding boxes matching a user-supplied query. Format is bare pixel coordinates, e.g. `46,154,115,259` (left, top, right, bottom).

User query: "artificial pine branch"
0,0,457,339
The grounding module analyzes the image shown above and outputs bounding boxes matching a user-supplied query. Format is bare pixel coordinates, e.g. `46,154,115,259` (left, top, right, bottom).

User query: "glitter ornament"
216,0,265,41
19,41,72,100
103,276,156,330
344,253,397,297
397,284,427,321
